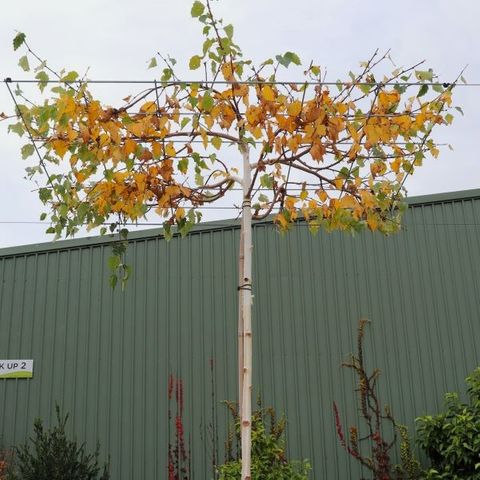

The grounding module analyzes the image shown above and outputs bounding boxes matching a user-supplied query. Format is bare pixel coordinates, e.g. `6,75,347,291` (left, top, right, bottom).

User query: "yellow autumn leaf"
165,142,176,157
252,126,263,139
126,122,144,137
337,195,358,210
390,157,402,173
200,129,208,148
221,63,234,81
284,196,298,210
140,101,157,114
359,190,376,209
152,142,162,158
124,138,137,156
99,133,110,147
175,207,186,220
204,115,214,129
69,155,79,167
287,101,302,117
310,142,324,161
316,189,328,202
335,102,348,115
74,170,87,183
66,127,78,141
51,139,68,158
261,85,275,102
315,124,326,137
367,213,378,231
275,212,288,229
211,136,222,150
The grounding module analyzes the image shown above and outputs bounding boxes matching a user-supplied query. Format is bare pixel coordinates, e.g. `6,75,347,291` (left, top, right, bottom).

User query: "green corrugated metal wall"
1,189,480,479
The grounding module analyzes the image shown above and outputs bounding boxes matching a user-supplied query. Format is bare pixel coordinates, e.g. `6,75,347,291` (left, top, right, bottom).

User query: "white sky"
1,0,479,248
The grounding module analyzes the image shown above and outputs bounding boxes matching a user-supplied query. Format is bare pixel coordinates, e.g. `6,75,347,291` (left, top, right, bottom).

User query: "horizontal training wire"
3,78,477,87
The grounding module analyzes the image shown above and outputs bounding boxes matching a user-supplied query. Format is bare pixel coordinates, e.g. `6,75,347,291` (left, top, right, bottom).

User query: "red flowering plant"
168,375,191,480
333,320,422,480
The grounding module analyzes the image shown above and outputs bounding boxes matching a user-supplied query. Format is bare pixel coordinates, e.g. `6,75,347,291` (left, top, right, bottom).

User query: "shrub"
334,319,422,480
416,368,480,479
6,405,109,480
217,400,311,480
0,447,13,480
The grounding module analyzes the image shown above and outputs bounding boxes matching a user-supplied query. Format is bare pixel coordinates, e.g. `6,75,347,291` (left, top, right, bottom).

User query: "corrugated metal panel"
1,190,480,479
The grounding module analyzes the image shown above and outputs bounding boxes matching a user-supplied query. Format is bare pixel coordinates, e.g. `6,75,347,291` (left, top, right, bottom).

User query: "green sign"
0,360,33,378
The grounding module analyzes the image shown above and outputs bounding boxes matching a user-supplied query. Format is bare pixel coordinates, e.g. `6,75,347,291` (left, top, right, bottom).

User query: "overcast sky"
1,0,479,248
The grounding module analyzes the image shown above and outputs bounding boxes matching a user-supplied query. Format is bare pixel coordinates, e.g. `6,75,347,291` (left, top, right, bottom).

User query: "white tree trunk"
240,145,253,480
238,217,244,419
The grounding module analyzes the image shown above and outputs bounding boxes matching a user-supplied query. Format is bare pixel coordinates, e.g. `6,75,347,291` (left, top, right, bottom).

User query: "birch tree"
7,2,460,478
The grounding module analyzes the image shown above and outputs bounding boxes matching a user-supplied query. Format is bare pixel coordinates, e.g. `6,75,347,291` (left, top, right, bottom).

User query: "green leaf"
18,55,30,72
393,83,407,94
189,55,202,70
51,86,67,95
276,51,301,68
202,90,214,111
161,68,172,82
180,117,191,129
417,84,429,98
108,255,121,270
109,274,118,289
21,143,34,159
260,174,274,189
432,83,443,93
163,222,174,241
286,51,301,65
195,172,204,186
224,24,234,39
39,212,47,221
35,71,49,92
148,57,157,69
191,1,205,17
178,158,189,174
359,83,372,94
13,32,26,51
61,71,79,82
202,39,214,55
39,187,52,203
415,69,434,82
8,122,25,136
122,264,132,286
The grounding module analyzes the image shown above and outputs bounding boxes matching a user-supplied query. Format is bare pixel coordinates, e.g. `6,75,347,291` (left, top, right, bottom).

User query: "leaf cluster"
416,368,480,479
7,1,461,272
6,406,109,480
218,401,311,480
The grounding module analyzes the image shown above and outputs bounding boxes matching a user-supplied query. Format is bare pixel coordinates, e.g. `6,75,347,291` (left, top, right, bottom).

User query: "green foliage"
12,32,26,51
275,51,301,68
416,368,480,479
217,401,310,480
6,406,109,480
